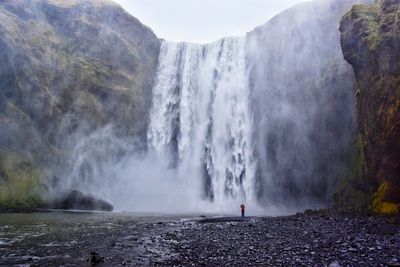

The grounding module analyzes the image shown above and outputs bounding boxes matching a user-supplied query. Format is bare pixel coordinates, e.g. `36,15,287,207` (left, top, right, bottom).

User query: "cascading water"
147,38,257,209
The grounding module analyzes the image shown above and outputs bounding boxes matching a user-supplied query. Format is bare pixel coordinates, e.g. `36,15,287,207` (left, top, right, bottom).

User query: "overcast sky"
113,0,308,43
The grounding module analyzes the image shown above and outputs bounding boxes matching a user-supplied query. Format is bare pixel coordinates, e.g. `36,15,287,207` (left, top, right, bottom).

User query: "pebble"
329,261,340,267
163,213,400,266
1,212,399,266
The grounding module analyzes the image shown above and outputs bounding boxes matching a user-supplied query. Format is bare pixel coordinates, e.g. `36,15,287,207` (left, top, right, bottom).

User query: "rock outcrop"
57,190,113,211
340,0,400,213
0,0,160,208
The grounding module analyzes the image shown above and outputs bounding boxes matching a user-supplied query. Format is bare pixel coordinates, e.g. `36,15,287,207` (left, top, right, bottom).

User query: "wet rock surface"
165,213,400,266
0,212,399,266
56,190,114,212
340,0,400,207
0,0,161,210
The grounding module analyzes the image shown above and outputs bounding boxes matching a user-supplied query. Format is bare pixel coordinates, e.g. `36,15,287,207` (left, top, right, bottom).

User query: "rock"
89,252,104,265
340,0,400,212
348,247,357,253
246,0,368,207
387,261,400,267
0,0,160,207
58,190,113,211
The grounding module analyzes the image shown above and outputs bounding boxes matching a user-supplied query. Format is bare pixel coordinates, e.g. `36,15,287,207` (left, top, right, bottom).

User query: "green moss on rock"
340,0,400,211
334,135,369,208
0,0,161,208
0,154,45,209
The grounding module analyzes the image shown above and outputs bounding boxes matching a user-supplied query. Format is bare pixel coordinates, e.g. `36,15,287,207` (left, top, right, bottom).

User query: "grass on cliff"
0,154,45,209
350,4,380,49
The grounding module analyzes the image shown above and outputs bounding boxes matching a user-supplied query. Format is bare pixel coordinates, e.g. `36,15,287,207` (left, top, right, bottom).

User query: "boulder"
59,190,113,211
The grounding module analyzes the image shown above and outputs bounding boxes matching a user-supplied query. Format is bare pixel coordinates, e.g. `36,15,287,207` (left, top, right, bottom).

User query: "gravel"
0,211,399,266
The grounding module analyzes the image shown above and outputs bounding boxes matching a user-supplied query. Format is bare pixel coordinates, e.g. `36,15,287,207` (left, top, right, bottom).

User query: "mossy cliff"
0,0,160,208
0,154,45,209
334,135,369,209
340,0,400,214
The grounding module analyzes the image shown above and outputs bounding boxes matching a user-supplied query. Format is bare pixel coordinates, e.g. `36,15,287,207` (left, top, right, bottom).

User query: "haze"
113,0,309,43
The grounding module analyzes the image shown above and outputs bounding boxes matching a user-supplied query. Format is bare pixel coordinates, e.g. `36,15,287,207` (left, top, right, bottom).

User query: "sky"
113,0,308,43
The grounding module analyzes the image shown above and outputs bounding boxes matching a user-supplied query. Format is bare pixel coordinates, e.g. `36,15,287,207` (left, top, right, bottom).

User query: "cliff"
246,0,372,208
0,0,160,208
340,0,400,213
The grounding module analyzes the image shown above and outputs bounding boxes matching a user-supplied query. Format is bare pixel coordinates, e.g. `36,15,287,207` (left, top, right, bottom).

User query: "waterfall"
147,38,256,208
58,0,361,214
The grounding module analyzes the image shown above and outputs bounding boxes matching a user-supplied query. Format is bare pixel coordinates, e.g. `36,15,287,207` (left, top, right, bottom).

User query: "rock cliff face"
246,0,372,208
340,0,400,213
0,0,160,208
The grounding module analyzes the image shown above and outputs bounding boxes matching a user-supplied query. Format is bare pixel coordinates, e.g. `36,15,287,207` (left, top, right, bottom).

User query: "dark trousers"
241,210,245,217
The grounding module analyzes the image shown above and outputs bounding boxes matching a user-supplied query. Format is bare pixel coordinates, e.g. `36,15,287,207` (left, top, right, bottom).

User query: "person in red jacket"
240,204,245,217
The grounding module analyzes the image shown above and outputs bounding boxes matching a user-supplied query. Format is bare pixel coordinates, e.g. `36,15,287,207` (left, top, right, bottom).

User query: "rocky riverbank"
165,213,400,266
0,211,399,266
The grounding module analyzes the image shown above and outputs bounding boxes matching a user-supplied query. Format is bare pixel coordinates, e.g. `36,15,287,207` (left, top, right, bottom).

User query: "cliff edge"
340,0,400,214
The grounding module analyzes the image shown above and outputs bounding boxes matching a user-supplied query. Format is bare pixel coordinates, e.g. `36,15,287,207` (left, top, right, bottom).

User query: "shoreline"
0,206,380,218
0,211,399,266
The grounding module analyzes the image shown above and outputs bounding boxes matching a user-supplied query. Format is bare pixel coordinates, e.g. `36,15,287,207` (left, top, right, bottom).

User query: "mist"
1,0,398,265
113,0,309,43
42,0,372,215
246,0,369,209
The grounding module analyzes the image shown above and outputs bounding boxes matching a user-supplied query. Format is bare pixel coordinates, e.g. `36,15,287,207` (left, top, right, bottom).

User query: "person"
240,203,245,217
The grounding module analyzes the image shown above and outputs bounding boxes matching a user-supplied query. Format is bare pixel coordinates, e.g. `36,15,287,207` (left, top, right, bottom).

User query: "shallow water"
0,211,193,266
